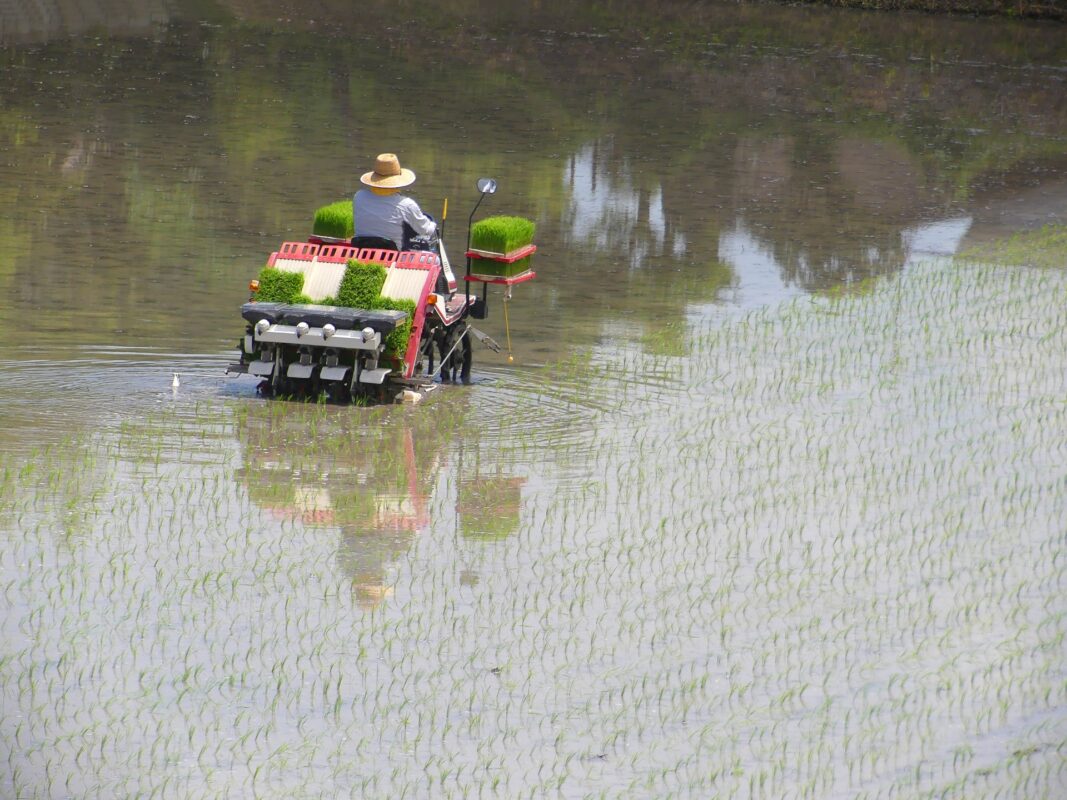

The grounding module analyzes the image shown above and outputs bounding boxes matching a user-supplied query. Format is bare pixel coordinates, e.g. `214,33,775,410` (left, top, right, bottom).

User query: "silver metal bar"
256,324,381,351
439,239,457,286
359,367,391,385
468,325,502,352
320,366,350,382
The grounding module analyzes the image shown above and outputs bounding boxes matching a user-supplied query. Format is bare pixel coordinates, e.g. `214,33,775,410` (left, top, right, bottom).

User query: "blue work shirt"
353,190,436,247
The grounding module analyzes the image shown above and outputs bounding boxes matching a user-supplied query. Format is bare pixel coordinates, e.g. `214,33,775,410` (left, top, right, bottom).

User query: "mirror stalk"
465,178,497,316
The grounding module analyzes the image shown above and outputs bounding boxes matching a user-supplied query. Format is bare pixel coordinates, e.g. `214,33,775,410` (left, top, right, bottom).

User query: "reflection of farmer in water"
337,522,414,610
237,403,526,610
316,427,430,610
336,431,429,609
237,412,433,610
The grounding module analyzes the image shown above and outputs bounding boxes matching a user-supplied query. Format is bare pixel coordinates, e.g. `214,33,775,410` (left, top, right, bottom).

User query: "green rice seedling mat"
312,200,354,240
469,215,535,256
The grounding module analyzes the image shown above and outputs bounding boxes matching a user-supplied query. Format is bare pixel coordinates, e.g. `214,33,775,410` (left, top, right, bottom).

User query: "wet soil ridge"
787,0,1067,21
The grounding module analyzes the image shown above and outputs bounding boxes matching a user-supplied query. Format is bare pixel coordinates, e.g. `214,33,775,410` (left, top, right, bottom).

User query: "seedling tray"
469,216,536,256
465,244,537,283
465,244,537,261
465,270,536,285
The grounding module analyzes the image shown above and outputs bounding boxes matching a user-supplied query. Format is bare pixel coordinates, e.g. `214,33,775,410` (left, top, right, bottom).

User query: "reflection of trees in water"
0,2,1064,336
542,20,1065,290
564,129,917,292
0,0,170,44
726,135,914,289
563,140,687,268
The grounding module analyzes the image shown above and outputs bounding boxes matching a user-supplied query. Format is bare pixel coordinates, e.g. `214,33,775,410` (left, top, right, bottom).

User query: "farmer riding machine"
227,179,537,402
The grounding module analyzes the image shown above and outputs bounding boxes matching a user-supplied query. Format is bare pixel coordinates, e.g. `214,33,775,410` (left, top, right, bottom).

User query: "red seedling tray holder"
464,244,537,285
464,244,537,263
464,271,537,285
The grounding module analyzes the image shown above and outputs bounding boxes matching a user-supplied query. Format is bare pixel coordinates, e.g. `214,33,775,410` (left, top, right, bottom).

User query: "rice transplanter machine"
227,178,537,402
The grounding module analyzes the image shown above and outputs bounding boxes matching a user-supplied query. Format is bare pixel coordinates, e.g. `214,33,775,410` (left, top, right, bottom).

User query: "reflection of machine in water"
236,405,442,609
235,401,526,608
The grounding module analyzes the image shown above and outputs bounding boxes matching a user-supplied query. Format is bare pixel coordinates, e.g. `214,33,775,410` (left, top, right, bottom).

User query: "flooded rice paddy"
3,257,1065,798
2,1,1066,797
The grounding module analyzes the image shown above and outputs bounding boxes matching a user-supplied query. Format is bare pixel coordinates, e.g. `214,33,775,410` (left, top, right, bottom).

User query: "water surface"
1,2,1065,797
1,0,1064,444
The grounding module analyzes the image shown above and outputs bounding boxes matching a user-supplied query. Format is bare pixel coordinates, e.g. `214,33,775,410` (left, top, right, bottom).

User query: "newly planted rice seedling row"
1,257,1064,798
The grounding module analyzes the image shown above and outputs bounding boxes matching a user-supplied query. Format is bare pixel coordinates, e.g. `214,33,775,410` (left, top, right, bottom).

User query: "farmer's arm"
400,197,437,237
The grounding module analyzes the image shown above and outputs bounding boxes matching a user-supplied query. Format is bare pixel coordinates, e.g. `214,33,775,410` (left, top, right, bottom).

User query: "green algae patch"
818,274,882,300
313,200,354,239
641,321,690,358
470,215,535,255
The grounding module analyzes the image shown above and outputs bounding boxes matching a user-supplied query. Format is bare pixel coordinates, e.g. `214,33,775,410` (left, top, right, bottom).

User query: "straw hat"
360,153,416,188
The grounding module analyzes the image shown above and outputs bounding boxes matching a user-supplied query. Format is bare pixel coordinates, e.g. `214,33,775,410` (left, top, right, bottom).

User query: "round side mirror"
477,178,497,195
